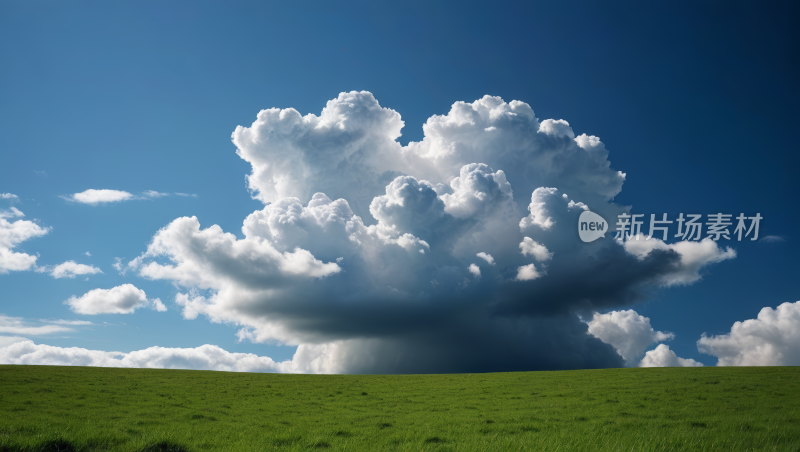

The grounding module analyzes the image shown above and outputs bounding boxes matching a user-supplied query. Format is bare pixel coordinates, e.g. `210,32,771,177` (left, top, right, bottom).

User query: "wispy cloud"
0,315,73,336
39,319,95,326
142,190,169,198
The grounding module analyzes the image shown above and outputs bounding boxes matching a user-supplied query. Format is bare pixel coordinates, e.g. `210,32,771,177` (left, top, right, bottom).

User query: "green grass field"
1,365,798,451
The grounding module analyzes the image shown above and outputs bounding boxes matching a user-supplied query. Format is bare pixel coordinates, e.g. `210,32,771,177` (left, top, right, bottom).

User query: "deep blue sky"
1,0,798,365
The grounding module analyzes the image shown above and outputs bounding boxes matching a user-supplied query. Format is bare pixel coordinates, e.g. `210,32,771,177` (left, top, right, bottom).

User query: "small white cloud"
476,252,495,265
0,193,19,200
152,298,168,312
84,251,92,257
519,237,553,262
567,200,588,211
63,189,135,205
760,235,785,243
38,261,103,279
640,344,703,367
468,263,481,278
175,193,198,198
515,263,541,281
64,284,163,315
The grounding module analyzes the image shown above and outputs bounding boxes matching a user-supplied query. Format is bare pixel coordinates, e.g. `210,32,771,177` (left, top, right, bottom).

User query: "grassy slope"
0,365,798,451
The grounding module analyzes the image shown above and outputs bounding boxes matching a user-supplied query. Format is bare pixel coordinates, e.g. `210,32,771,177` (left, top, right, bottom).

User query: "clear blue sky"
0,0,797,371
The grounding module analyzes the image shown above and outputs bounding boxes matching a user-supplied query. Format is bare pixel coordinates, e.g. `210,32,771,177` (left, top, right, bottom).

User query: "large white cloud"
640,344,703,367
0,207,49,273
586,309,674,364
63,189,135,204
233,92,625,217
115,92,736,373
697,300,800,366
65,284,166,315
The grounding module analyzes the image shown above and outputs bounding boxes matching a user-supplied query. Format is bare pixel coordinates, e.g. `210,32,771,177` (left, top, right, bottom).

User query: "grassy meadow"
0,365,798,451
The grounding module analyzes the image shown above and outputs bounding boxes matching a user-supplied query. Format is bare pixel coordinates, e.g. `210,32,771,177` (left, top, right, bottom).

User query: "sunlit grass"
1,365,798,451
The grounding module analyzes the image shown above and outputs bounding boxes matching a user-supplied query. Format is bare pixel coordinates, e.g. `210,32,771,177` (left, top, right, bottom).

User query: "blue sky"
0,0,798,372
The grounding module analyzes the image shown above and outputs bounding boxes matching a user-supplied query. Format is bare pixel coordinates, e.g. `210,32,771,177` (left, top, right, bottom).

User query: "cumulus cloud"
64,284,165,315
0,193,19,200
113,92,735,373
640,344,703,367
0,208,49,273
0,316,72,336
63,189,135,204
37,261,102,279
586,310,674,364
697,300,800,366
